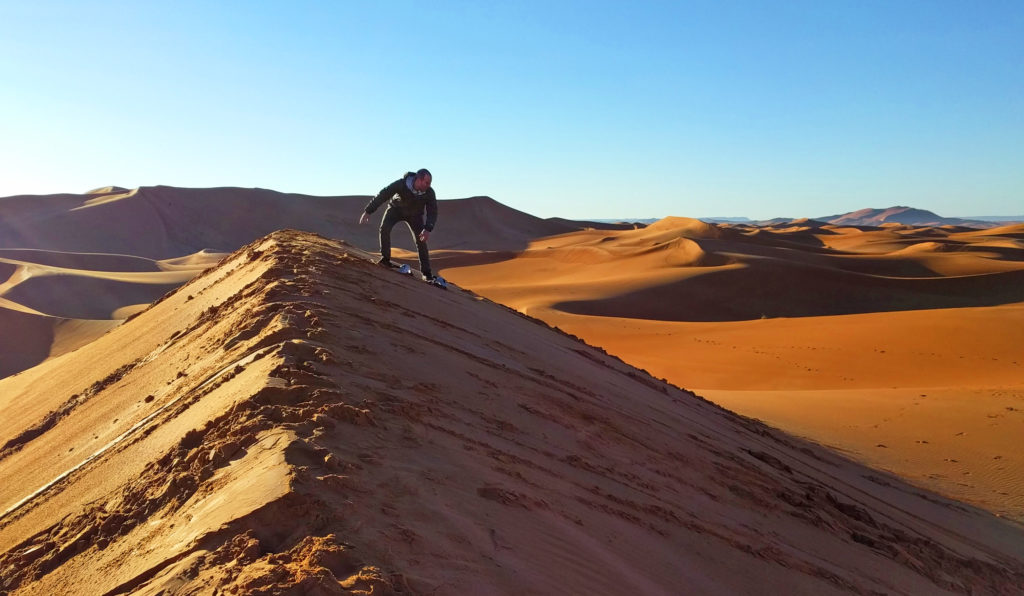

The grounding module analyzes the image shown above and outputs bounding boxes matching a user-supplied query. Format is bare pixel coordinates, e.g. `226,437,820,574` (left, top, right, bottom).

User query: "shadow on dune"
696,237,950,278
3,275,183,320
733,227,831,251
553,262,1024,322
959,244,1024,262
0,249,161,272
0,261,15,282
430,250,522,270
0,309,54,377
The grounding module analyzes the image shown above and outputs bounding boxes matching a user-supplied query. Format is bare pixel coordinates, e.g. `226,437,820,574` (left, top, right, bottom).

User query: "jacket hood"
404,172,427,196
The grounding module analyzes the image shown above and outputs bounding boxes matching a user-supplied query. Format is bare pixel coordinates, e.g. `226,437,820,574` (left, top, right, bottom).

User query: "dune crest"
85,186,129,195
74,188,140,210
644,216,722,237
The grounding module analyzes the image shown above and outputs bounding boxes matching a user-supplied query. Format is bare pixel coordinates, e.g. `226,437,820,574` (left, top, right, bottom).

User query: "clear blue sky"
2,1,1021,219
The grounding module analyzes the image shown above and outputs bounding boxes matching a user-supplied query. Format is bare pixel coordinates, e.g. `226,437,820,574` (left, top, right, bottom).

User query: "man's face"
413,174,431,192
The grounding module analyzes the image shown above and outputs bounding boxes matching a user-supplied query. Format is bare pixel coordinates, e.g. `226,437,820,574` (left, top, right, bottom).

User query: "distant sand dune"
0,249,161,272
448,218,1024,322
555,262,1024,321
2,271,191,320
156,250,228,270
441,213,1024,522
73,188,140,209
0,256,204,318
958,223,1024,238
85,186,129,195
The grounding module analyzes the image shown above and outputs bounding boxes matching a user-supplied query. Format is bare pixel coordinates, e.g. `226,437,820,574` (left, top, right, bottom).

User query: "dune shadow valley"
2,186,1024,595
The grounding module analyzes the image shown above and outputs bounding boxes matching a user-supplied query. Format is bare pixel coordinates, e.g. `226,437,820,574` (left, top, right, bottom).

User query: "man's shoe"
376,257,392,267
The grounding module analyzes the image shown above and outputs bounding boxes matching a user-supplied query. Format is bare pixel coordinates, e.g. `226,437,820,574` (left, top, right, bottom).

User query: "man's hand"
418,229,430,242
359,211,369,225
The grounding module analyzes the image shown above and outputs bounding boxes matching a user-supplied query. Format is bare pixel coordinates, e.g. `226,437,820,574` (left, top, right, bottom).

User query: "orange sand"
440,218,1024,522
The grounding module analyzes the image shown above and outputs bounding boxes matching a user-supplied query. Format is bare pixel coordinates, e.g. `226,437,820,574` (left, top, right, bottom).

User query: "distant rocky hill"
608,210,1023,229
698,207,1022,229
814,206,1011,228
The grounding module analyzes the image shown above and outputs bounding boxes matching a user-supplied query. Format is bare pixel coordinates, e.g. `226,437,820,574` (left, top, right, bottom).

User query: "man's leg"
405,216,432,278
378,208,402,264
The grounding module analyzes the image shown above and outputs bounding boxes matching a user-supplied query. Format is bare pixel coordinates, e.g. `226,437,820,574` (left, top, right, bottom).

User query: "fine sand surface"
2,230,1024,594
439,217,1024,522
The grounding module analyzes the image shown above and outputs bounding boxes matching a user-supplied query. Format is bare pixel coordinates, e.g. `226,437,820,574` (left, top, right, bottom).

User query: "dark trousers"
379,207,432,276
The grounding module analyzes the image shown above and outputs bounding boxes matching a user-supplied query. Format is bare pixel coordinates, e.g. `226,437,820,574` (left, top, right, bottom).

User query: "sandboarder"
359,169,437,281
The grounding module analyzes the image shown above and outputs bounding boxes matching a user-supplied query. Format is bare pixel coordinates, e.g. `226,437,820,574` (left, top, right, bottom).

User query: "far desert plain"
1,186,1023,594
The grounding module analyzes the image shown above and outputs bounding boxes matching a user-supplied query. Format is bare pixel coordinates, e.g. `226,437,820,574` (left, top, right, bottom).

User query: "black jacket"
364,172,438,231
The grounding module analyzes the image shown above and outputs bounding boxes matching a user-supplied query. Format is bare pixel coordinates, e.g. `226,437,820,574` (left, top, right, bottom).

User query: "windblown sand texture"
2,230,1024,595
438,216,1024,523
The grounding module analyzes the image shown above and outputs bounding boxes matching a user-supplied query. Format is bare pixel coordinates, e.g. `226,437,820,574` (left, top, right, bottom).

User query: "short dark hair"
416,168,432,180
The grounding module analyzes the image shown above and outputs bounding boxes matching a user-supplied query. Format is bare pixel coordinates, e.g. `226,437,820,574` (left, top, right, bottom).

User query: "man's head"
413,168,432,192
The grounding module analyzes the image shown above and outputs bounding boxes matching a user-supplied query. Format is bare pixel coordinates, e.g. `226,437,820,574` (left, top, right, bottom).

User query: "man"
359,169,438,280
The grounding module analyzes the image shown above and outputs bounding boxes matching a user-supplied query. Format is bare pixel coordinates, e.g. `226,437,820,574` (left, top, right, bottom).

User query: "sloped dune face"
441,220,1024,521
3,230,1024,594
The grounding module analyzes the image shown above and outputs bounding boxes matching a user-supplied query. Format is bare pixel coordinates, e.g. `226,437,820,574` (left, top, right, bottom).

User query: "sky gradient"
2,1,1021,219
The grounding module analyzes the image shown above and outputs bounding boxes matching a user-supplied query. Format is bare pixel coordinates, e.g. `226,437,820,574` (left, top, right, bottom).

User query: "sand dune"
0,186,596,259
441,216,1024,522
442,216,1024,320
0,186,606,378
2,230,1023,594
0,262,201,320
0,248,224,375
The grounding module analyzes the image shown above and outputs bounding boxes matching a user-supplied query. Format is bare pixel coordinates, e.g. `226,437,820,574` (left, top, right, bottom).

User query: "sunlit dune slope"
3,230,1023,594
440,216,1024,322
441,217,1024,523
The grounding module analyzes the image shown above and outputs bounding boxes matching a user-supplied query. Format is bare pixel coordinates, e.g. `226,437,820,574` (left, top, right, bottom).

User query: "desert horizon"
1,184,1023,593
